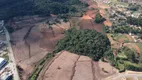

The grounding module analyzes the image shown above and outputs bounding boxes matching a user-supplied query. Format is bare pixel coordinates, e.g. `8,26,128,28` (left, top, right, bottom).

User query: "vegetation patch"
29,53,55,80
136,43,142,54
112,34,129,42
110,46,142,72
94,13,106,23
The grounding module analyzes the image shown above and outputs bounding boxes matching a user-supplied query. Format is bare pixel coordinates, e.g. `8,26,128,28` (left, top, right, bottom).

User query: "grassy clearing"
136,43,142,54
112,34,129,42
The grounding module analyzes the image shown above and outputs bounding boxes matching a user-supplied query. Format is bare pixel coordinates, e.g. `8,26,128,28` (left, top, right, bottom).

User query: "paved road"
3,26,20,80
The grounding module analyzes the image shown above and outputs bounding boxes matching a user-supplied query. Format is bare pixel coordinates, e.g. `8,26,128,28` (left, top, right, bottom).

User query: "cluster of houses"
109,2,142,25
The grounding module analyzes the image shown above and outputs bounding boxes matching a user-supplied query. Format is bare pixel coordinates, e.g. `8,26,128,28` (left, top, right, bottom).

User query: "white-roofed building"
0,57,7,70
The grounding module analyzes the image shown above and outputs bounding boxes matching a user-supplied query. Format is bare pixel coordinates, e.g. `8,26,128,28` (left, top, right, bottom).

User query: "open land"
38,51,118,80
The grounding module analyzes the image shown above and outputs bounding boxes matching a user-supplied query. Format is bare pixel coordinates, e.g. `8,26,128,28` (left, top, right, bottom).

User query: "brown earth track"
70,56,81,80
91,60,96,80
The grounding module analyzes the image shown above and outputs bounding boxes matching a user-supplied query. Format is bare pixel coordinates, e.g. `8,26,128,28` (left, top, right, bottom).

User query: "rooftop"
0,57,5,63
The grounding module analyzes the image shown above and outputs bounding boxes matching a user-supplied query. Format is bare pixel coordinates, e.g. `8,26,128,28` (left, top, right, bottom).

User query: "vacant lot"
38,51,118,80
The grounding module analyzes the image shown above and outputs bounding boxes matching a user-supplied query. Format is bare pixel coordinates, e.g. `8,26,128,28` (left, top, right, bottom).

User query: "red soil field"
79,0,105,32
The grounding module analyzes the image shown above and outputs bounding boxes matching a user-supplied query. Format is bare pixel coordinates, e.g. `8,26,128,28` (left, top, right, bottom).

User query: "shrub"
95,13,106,23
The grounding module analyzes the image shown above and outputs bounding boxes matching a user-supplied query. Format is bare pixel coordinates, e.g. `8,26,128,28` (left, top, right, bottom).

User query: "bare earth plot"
10,17,69,80
39,51,118,80
80,11,103,32
79,0,104,32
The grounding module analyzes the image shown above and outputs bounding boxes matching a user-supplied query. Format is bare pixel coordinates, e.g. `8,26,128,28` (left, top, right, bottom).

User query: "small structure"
0,57,7,70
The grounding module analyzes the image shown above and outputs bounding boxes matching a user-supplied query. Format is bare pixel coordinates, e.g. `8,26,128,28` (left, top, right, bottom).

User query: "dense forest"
55,28,111,61
0,0,88,20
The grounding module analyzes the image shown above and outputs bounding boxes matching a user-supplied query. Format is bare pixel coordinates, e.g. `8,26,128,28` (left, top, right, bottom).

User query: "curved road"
3,26,20,80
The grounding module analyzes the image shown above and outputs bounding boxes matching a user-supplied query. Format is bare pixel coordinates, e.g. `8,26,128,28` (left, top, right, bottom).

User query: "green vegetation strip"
2,53,9,61
29,53,55,80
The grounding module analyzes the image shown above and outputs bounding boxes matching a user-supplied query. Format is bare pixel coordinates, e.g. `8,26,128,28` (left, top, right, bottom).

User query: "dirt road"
4,26,20,80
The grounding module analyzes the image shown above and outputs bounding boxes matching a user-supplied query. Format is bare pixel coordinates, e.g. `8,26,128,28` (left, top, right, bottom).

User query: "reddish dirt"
39,51,118,80
80,18,103,32
99,9,105,18
79,0,106,32
104,20,112,27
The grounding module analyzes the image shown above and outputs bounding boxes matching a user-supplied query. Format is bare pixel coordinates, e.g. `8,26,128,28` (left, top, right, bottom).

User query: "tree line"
0,0,88,20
